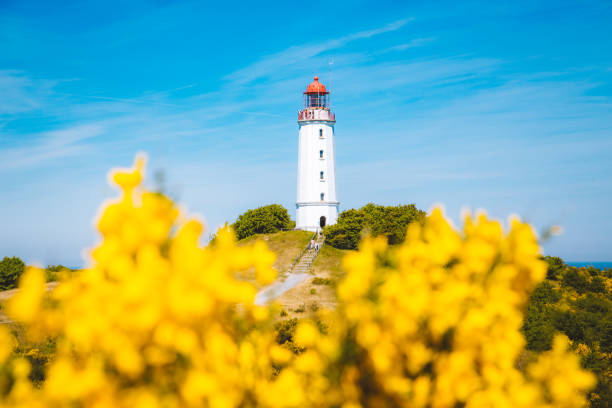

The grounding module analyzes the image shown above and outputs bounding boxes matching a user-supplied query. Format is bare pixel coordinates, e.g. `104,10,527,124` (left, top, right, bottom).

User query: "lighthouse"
296,76,339,231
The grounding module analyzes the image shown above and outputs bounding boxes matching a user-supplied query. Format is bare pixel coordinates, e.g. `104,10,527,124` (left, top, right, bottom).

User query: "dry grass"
239,230,313,279
0,282,59,324
311,245,348,280
274,244,354,318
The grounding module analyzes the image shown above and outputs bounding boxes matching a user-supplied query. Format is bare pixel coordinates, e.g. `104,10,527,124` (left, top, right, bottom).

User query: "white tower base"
296,201,339,232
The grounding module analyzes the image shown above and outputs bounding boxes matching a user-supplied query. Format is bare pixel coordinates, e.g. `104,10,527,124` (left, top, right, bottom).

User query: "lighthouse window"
320,171,324,180
320,193,325,201
319,150,323,159
319,129,323,138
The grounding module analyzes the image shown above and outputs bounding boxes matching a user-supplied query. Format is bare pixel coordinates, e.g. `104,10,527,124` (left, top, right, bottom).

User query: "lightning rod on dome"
328,57,334,109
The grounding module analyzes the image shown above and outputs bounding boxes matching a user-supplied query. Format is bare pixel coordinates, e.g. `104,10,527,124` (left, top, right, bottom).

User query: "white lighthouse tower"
296,76,339,231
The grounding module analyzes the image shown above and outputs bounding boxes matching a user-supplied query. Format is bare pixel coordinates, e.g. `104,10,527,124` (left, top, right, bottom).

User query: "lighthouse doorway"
320,216,326,228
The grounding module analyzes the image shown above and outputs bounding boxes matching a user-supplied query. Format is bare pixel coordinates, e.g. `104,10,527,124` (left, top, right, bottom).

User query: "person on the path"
310,239,315,250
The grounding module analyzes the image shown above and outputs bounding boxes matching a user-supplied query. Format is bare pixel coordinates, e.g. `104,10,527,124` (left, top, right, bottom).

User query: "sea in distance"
568,262,612,269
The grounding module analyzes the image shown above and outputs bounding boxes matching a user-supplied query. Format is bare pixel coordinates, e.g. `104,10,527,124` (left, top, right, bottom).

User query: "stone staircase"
254,233,325,305
290,233,325,275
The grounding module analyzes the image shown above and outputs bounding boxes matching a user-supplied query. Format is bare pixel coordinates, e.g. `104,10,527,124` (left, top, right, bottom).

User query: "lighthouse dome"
304,76,328,94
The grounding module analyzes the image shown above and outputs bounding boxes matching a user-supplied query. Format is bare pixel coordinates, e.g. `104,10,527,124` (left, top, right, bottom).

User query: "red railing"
298,109,335,122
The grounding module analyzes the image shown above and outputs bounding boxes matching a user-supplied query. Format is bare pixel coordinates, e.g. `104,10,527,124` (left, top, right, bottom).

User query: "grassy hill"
238,230,353,317
275,244,350,317
238,230,314,279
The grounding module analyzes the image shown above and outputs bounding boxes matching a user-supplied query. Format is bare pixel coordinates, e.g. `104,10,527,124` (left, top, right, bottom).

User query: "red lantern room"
298,75,335,122
303,76,329,108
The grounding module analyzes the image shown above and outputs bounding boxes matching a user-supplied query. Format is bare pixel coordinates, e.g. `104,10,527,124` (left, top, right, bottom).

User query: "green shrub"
543,256,564,280
522,257,612,407
324,209,364,250
294,304,306,313
232,204,293,240
589,276,606,294
19,338,56,385
324,203,425,250
45,264,71,282
530,281,561,305
311,277,333,286
274,318,303,355
0,256,26,290
562,268,589,294
274,318,298,345
601,316,612,354
523,307,556,351
523,282,560,351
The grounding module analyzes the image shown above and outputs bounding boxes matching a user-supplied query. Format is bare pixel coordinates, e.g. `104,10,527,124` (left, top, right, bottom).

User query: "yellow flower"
0,326,16,364
294,321,319,348
7,267,45,324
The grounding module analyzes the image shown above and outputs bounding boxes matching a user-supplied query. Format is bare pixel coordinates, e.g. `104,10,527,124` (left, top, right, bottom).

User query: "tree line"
0,257,72,290
523,257,611,407
230,202,426,249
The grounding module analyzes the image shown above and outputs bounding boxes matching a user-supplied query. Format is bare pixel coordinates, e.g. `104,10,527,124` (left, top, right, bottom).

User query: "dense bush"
324,203,425,249
543,255,564,280
44,264,72,282
522,257,612,407
311,277,333,286
274,318,298,346
274,318,303,354
0,256,25,290
562,268,590,294
522,281,559,351
322,209,364,249
232,204,293,240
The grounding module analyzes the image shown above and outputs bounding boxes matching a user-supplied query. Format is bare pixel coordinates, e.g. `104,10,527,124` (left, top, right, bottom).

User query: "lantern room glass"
304,93,328,108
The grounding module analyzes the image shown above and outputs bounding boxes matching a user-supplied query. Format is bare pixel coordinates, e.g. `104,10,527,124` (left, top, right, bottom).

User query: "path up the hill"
290,233,324,275
255,232,324,305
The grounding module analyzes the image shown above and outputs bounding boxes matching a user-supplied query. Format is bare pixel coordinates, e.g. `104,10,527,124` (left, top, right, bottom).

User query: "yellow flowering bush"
280,211,596,407
1,156,289,408
0,156,595,407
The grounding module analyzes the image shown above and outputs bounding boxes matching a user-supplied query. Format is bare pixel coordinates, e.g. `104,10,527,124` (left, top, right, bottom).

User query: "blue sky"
1,0,611,266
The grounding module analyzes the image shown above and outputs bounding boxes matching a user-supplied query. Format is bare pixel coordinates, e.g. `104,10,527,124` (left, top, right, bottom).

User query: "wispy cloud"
223,18,413,85
56,92,184,108
384,37,436,52
0,124,105,170
0,70,55,115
